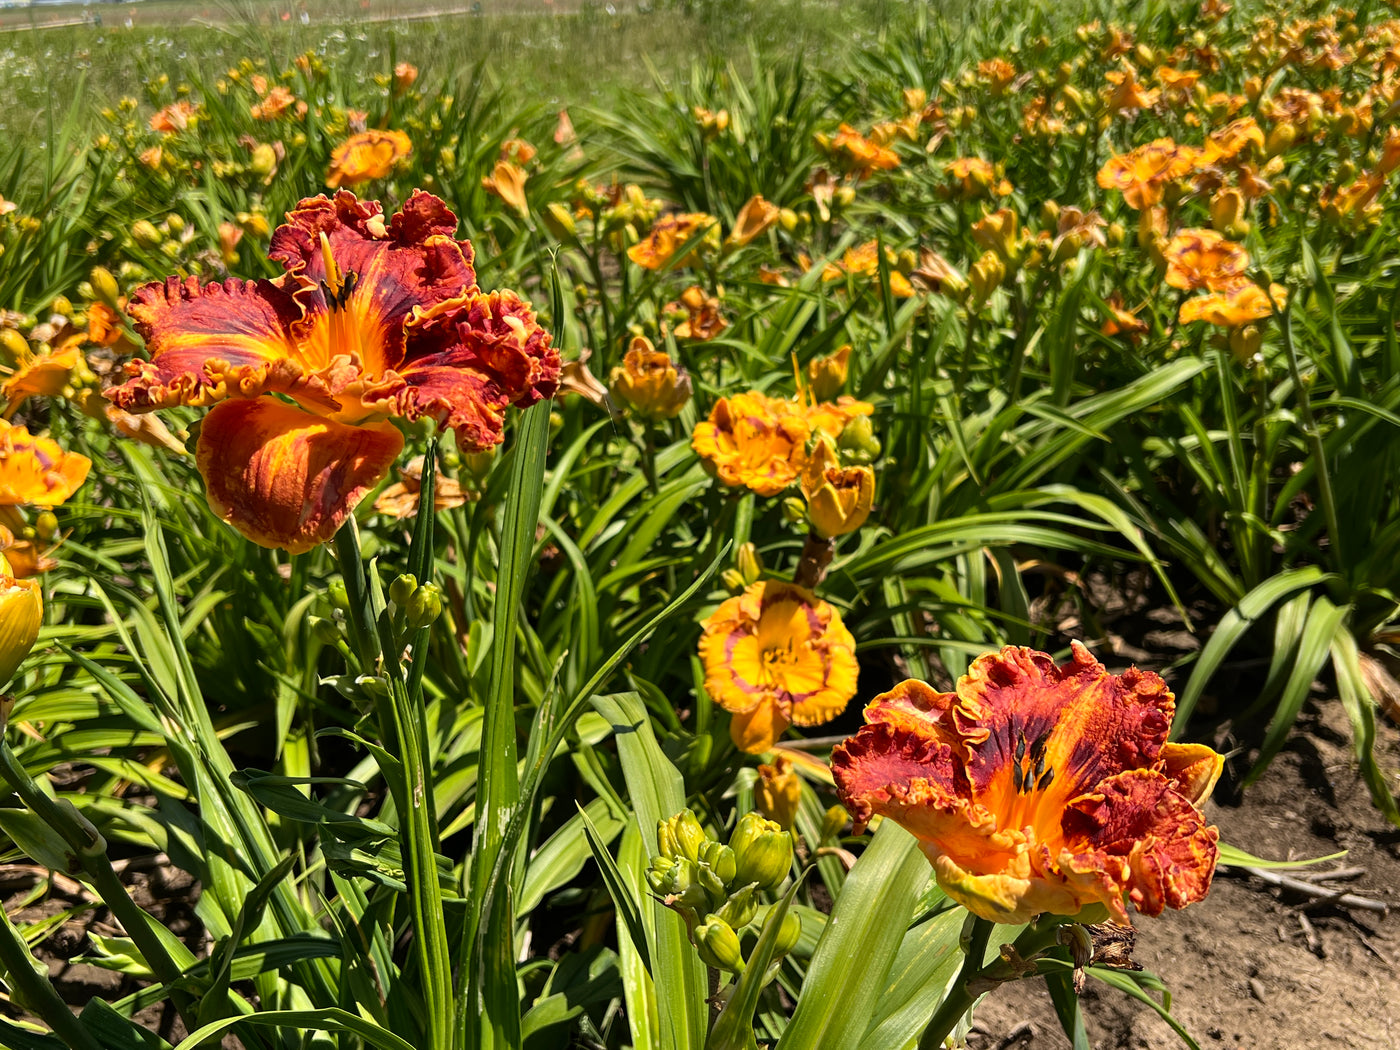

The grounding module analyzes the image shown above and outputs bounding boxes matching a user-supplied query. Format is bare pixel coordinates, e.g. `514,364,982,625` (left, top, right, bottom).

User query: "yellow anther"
320,232,345,301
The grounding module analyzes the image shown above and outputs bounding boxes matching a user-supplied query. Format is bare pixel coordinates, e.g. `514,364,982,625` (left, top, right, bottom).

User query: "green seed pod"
389,573,418,607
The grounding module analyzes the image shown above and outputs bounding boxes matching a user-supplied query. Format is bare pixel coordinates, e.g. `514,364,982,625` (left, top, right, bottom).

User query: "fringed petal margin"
196,398,402,554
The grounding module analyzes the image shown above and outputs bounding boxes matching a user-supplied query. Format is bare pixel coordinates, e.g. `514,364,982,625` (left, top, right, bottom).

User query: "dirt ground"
969,697,1400,1050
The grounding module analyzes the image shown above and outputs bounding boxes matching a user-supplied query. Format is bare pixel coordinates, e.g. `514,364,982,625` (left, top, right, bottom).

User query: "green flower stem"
916,915,1066,1050
333,520,452,1050
0,903,103,1050
0,740,199,1030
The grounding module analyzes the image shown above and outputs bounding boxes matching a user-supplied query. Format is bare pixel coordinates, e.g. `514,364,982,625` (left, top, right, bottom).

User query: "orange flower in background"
1101,294,1150,343
373,455,469,520
1162,229,1250,291
823,123,900,177
813,241,914,298
1202,117,1265,165
149,100,198,134
700,580,859,753
609,336,692,420
1179,283,1288,326
725,194,781,249
627,213,719,270
1104,65,1161,114
482,161,529,217
251,85,297,121
327,130,412,189
1097,139,1197,208
667,286,726,341
392,62,418,95
755,754,802,829
109,190,559,553
0,420,90,508
691,391,809,496
945,157,1011,199
805,395,873,440
833,643,1222,925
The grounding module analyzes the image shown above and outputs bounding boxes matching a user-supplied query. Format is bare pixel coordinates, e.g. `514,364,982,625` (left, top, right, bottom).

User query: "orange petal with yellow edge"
196,398,402,554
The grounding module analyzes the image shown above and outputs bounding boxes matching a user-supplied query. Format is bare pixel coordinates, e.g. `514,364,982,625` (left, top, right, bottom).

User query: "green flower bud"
730,813,792,893
131,220,162,247
736,541,762,585
820,804,849,843
698,863,728,909
781,497,807,524
327,578,349,612
661,809,707,863
89,266,122,310
389,573,418,607
405,582,442,629
649,855,710,912
720,568,747,592
695,916,745,972
702,841,737,887
837,415,882,462
308,615,341,647
773,910,802,956
715,882,758,930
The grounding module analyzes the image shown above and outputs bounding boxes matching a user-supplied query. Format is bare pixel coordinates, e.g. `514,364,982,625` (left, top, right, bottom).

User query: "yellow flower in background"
692,391,809,496
755,755,802,829
800,439,874,539
0,569,41,689
1179,282,1288,326
0,420,91,508
482,161,530,217
833,643,1222,925
610,337,692,420
812,241,914,297
700,580,858,753
627,213,719,270
1162,229,1250,292
327,129,413,189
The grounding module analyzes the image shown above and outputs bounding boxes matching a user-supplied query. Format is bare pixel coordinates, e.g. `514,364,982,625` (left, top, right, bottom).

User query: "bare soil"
969,698,1400,1050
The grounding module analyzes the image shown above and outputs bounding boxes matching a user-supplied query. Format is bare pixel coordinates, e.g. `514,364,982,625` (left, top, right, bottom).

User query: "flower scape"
2,3,1400,1050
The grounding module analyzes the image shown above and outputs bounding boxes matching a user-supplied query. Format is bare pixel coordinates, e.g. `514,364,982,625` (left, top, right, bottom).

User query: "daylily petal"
0,421,90,507
196,398,402,554
112,275,310,411
1158,742,1225,807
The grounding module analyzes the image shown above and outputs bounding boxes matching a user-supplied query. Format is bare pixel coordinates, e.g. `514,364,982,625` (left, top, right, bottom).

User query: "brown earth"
968,698,1400,1050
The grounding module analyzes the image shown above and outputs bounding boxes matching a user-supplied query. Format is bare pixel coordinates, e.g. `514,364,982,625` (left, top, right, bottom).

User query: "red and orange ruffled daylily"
110,190,558,553
700,580,858,753
833,643,1221,926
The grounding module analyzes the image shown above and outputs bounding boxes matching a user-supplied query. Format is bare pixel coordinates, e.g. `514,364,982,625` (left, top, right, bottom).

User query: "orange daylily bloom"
250,85,297,121
1202,117,1265,164
945,157,1011,199
699,580,858,753
806,346,850,401
327,130,413,189
812,241,914,298
823,123,900,177
833,643,1222,925
1162,229,1250,291
667,286,726,341
482,161,529,217
725,195,781,249
609,337,692,420
1179,283,1288,326
1101,294,1150,343
804,395,873,440
0,420,90,508
627,213,719,270
1104,65,1161,114
691,391,809,496
977,58,1018,95
1096,139,1198,208
109,191,559,553
149,100,198,134
800,438,874,539
392,62,418,95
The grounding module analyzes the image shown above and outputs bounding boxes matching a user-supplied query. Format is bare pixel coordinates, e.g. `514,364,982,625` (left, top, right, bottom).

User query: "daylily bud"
308,615,341,647
969,250,1006,308
1228,324,1264,362
249,143,278,177
721,569,747,591
781,497,807,524
89,266,122,310
715,881,759,929
697,859,729,907
543,202,577,242
736,542,762,586
166,213,185,234
806,345,851,401
972,207,1022,264
660,809,707,863
405,582,442,629
0,575,42,689
0,329,28,364
695,916,745,972
1265,122,1297,158
34,512,57,541
773,910,802,956
389,573,418,607
131,220,162,247
327,578,349,611
801,442,874,540
702,840,738,887
755,756,801,829
648,855,711,912
51,296,73,318
820,803,848,842
836,415,881,463
730,812,792,893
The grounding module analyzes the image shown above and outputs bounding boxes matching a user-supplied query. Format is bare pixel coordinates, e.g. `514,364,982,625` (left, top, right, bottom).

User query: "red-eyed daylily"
833,643,1222,926
110,190,559,553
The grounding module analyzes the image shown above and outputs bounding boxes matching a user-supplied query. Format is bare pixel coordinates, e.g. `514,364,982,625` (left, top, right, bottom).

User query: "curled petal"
196,398,403,554
1158,742,1225,807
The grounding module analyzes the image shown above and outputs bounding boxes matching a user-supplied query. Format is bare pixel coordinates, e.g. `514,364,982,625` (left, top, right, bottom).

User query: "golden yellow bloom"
977,58,1017,95
482,161,530,217
1104,64,1161,114
755,755,802,829
0,570,41,688
700,580,858,753
807,346,850,401
800,439,874,539
1179,283,1288,327
813,241,914,297
804,395,873,441
0,420,91,508
692,391,809,497
822,123,900,177
1096,139,1197,208
627,213,719,270
726,195,781,249
1101,294,1150,344
834,644,1222,925
1162,229,1250,292
327,129,413,189
945,157,1010,199
609,337,692,420
668,286,726,342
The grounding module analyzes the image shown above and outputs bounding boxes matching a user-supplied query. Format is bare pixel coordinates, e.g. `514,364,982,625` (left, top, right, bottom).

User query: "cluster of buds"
647,810,799,974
